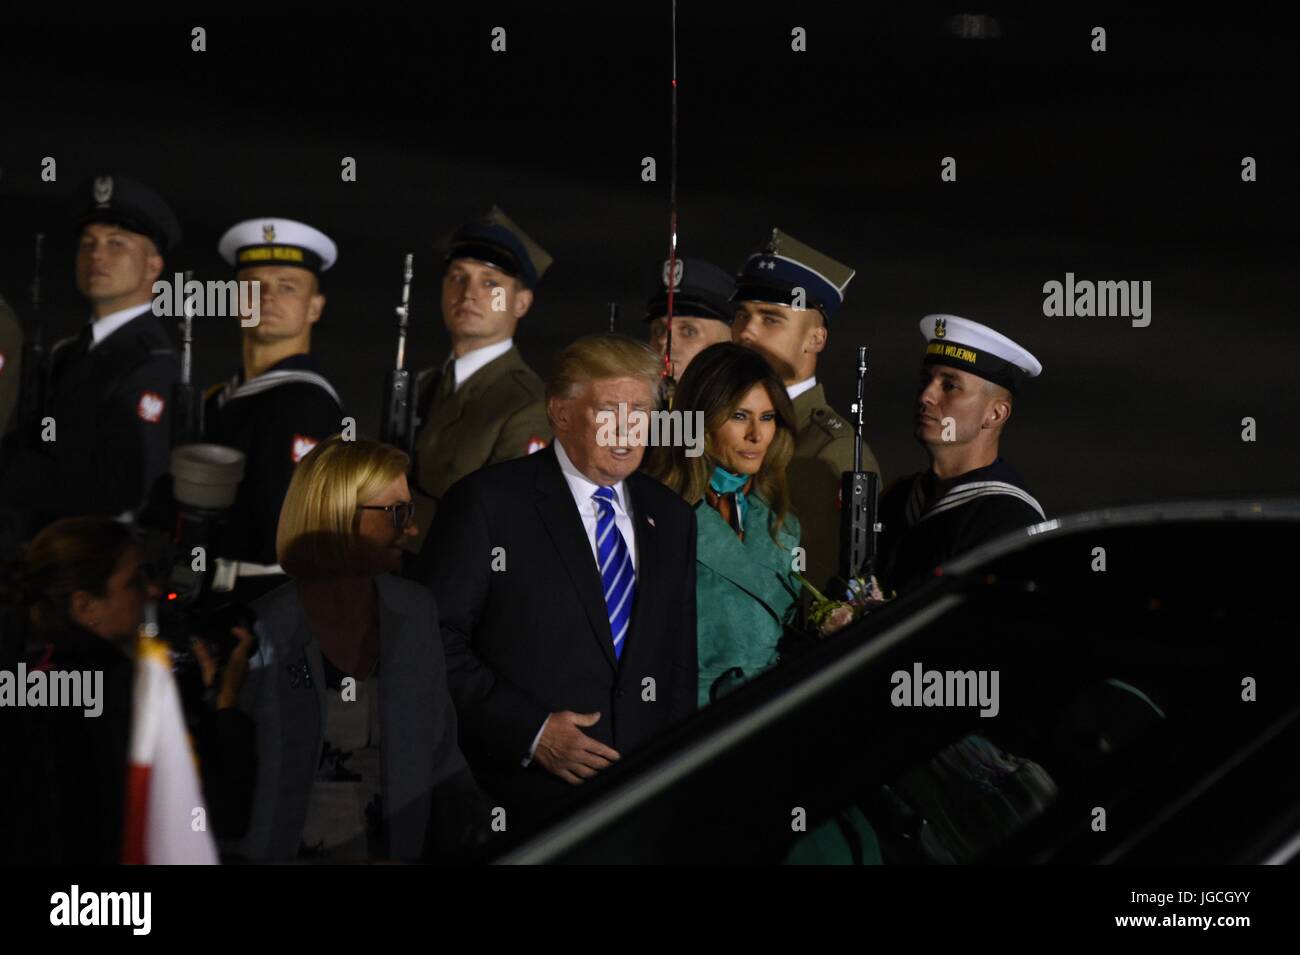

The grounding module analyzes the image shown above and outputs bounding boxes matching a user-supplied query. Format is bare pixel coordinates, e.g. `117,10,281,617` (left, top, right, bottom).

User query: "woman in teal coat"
645,343,804,707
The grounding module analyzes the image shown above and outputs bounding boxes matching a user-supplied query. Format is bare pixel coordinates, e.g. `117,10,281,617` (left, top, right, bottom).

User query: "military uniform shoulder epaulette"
809,405,851,441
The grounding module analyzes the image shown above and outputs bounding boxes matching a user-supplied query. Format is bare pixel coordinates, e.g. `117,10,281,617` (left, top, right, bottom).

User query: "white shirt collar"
90,302,153,349
447,338,514,392
553,436,628,514
786,375,817,402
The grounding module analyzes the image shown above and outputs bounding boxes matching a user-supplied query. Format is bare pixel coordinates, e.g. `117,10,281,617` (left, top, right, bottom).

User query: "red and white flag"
121,636,219,865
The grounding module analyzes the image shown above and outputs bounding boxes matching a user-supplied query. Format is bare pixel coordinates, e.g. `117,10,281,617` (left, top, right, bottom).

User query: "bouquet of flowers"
796,573,888,636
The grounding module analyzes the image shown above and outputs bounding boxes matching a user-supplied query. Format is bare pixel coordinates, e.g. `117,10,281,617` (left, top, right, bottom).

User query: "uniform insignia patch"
93,176,113,205
525,435,547,455
263,222,276,241
136,391,165,423
662,258,684,289
291,434,318,463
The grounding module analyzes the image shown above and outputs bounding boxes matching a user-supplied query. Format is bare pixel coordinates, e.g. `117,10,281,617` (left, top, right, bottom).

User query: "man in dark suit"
428,334,697,828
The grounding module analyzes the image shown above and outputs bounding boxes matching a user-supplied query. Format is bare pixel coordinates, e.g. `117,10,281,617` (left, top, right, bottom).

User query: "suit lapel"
533,448,618,670
420,371,466,436
621,475,661,672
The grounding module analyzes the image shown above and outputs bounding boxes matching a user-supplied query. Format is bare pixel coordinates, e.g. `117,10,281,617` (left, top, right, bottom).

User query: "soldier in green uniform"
405,207,553,566
731,229,882,594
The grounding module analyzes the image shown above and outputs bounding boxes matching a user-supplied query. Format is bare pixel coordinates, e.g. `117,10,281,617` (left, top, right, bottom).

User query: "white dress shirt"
90,302,153,349
523,437,640,764
446,337,514,392
552,436,639,574
786,375,817,402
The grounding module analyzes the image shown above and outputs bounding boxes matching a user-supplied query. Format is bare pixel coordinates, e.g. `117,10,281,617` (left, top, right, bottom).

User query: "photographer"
0,517,237,863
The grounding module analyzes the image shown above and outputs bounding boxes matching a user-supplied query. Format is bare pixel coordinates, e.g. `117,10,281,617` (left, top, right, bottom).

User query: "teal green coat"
695,494,801,707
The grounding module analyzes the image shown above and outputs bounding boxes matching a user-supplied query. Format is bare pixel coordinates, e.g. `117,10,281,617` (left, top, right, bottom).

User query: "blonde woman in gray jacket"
231,435,487,862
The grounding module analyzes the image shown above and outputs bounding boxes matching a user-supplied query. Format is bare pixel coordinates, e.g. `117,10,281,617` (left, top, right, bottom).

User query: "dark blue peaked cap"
78,174,181,253
731,228,855,322
446,205,552,289
643,256,736,323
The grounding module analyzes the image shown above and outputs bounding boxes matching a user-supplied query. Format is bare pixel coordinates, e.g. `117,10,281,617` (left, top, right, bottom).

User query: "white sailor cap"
919,314,1042,392
218,218,338,274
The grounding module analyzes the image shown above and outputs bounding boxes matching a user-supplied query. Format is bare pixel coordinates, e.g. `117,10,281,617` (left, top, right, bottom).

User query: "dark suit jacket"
427,444,697,820
233,574,475,861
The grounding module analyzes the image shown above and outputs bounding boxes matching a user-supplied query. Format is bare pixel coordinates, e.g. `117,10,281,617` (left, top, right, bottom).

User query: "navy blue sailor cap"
78,174,182,253
446,205,552,289
643,256,736,324
730,228,855,322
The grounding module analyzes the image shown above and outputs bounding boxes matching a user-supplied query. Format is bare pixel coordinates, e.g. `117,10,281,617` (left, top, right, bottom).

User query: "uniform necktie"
51,324,95,389
436,361,457,401
593,486,635,660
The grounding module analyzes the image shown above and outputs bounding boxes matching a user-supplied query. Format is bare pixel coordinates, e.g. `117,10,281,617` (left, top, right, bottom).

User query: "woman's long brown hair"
644,343,797,544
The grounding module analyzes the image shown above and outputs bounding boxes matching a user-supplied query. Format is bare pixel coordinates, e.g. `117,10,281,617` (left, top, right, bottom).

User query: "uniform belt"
212,557,286,593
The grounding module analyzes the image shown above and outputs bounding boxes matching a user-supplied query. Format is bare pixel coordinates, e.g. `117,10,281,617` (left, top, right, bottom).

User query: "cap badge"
263,222,276,242
92,176,113,205
662,258,684,290
935,317,947,339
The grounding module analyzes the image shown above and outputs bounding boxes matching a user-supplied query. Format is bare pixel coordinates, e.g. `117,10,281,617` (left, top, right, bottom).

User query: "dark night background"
2,3,1296,516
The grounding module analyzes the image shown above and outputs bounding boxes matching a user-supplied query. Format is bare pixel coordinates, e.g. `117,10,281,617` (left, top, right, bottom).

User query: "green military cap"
446,205,553,288
732,228,855,321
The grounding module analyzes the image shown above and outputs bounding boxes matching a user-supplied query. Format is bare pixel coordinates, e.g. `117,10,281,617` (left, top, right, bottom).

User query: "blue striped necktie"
593,486,635,660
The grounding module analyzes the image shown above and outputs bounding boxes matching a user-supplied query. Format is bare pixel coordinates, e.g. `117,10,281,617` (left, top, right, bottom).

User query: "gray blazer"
234,574,469,861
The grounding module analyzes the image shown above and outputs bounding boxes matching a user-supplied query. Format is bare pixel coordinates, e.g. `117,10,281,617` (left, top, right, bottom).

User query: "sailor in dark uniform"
203,218,344,596
0,175,180,538
643,256,735,380
731,229,882,593
877,314,1046,595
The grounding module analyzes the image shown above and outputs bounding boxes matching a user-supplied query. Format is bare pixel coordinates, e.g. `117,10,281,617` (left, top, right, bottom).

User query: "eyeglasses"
356,501,416,530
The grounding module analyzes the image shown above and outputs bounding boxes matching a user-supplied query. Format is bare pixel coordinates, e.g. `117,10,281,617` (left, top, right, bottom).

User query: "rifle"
380,253,417,452
838,345,881,589
170,270,201,446
16,233,46,427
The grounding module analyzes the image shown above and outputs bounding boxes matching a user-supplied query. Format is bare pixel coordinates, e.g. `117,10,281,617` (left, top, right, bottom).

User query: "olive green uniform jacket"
788,383,881,595
407,346,551,555
695,493,802,708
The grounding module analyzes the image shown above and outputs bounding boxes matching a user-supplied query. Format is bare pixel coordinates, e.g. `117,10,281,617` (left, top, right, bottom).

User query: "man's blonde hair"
276,435,410,579
545,334,662,403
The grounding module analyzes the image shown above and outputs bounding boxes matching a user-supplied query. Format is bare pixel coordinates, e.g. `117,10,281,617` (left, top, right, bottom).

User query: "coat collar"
791,382,828,429
695,494,799,617
421,344,524,434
